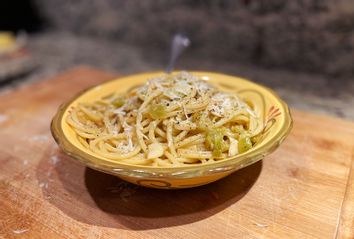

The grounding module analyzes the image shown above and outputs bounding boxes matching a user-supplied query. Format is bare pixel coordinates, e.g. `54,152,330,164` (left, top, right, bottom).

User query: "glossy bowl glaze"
51,71,292,189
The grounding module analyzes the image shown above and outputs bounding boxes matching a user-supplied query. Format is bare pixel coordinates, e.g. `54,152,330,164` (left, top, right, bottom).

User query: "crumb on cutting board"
50,155,59,165
39,182,48,189
29,135,49,142
13,228,29,234
0,114,8,124
254,222,268,228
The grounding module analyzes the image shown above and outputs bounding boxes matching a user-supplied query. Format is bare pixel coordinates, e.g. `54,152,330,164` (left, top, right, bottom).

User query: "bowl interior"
53,71,292,173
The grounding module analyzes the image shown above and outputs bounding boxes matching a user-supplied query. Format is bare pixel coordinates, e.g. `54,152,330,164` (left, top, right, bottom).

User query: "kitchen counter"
1,31,353,120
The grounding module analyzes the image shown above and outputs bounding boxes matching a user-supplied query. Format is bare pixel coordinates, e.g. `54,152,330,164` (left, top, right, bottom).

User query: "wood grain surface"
0,67,353,239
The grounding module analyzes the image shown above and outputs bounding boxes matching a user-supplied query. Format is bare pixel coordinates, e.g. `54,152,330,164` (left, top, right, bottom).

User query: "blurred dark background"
0,0,353,118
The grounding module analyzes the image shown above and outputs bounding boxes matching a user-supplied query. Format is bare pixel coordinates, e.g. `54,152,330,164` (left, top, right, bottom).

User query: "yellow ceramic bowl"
51,71,292,189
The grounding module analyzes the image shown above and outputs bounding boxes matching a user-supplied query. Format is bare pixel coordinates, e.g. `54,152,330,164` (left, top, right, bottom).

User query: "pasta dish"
66,72,265,166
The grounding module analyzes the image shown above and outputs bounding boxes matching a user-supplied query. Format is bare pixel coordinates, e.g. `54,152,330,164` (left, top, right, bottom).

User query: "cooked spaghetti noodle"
66,72,265,166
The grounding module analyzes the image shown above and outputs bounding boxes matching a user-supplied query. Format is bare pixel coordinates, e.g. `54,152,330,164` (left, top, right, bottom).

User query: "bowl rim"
50,71,293,178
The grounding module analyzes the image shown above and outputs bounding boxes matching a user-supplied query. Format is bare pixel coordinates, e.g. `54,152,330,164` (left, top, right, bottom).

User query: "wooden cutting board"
0,67,353,239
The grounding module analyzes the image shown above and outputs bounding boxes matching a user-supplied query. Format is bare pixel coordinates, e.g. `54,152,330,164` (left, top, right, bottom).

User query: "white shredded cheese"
174,80,192,96
195,81,212,93
208,92,241,117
